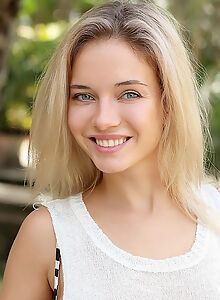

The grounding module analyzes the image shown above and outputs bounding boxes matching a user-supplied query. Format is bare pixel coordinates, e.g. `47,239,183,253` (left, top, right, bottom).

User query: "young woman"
1,0,220,299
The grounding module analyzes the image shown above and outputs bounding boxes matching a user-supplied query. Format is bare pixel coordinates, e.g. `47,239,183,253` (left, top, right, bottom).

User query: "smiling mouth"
89,136,132,145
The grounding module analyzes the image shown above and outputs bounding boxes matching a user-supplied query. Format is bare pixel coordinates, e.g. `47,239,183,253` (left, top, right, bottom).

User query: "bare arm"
0,207,56,300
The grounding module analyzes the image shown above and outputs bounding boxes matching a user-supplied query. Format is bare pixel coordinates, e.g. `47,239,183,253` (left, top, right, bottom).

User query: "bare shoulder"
0,206,56,300
15,206,56,263
22,206,54,238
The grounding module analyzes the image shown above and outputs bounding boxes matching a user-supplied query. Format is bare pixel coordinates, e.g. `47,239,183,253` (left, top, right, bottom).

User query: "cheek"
131,103,163,138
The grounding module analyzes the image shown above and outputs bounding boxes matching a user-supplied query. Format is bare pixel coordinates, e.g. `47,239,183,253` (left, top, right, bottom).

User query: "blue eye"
122,92,140,100
71,91,141,102
72,93,94,101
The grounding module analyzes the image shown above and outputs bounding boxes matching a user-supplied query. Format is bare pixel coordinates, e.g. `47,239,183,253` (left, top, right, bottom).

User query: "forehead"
70,38,157,88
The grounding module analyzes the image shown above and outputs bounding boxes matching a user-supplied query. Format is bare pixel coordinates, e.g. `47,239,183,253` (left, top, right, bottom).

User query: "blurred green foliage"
1,0,220,170
2,22,66,131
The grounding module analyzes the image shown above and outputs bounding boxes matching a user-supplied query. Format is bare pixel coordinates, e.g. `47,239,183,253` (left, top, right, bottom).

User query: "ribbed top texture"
43,184,220,299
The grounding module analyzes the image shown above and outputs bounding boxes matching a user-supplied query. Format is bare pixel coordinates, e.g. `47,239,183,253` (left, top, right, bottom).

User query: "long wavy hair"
29,0,220,233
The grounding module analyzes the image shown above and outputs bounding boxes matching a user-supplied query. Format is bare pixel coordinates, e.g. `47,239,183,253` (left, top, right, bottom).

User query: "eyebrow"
116,80,148,87
70,80,148,89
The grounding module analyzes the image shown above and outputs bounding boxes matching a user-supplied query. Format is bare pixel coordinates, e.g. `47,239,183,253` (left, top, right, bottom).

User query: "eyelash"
71,91,141,102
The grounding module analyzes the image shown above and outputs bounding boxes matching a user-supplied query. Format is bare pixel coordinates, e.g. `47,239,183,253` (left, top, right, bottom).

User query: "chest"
86,204,198,259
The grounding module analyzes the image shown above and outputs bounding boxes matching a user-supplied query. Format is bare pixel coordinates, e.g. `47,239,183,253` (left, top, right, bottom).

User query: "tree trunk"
56,0,72,20
0,0,20,121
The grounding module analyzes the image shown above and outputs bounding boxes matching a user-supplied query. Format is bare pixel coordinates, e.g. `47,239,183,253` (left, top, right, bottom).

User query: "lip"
89,137,132,153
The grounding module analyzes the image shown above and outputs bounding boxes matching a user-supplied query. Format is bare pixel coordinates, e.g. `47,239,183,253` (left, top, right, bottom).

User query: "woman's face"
68,38,164,174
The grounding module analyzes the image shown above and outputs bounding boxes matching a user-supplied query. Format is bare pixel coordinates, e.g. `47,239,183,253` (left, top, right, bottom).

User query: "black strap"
52,247,61,300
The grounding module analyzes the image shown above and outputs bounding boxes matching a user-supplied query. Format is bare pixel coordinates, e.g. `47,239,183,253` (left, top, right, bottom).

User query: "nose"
92,98,121,131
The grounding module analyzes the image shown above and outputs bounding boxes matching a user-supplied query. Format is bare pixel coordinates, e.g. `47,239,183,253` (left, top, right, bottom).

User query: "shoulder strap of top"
52,247,61,300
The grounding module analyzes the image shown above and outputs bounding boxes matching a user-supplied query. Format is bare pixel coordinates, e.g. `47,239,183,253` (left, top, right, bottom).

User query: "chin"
93,161,130,174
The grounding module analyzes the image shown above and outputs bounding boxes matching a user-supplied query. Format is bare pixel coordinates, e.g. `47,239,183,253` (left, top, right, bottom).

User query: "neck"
95,161,174,215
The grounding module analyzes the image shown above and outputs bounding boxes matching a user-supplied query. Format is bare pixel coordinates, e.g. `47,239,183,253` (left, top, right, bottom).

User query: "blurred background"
0,0,219,282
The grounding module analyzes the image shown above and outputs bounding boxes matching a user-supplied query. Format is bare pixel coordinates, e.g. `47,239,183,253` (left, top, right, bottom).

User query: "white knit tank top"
43,184,220,299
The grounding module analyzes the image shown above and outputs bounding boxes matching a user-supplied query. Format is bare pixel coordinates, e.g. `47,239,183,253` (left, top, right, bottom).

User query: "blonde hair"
29,0,220,233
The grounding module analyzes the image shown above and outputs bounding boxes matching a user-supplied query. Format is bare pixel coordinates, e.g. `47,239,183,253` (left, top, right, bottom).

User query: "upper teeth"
95,138,127,147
